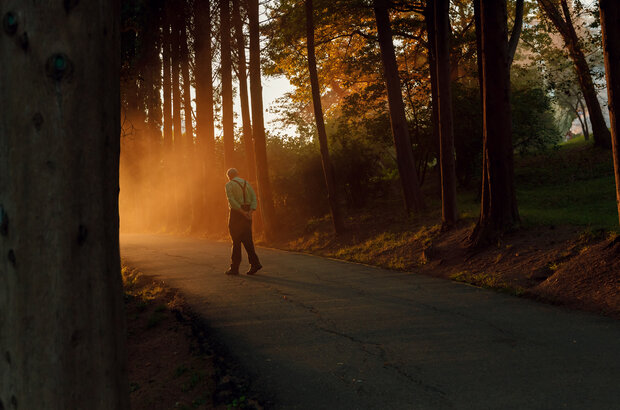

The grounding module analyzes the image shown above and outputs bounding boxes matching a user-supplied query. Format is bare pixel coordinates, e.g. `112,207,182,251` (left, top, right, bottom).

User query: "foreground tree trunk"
470,0,520,247
305,0,346,235
221,0,236,167
0,2,128,407
538,0,611,149
373,0,426,214
232,0,257,186
600,0,620,225
248,0,277,237
433,0,458,227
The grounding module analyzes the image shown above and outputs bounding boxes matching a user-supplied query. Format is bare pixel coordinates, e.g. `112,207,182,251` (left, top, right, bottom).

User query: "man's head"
226,168,239,180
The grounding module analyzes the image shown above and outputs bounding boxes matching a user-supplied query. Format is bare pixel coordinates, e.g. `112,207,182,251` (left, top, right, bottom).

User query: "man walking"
225,168,262,275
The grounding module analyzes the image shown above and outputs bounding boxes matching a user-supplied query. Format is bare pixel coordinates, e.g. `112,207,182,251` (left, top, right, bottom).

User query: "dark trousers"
228,210,260,268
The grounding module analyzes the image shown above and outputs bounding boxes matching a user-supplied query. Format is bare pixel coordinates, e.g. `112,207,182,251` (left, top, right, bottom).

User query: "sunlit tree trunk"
180,4,195,229
248,0,277,237
0,2,128,407
232,0,257,186
434,0,458,227
221,0,235,167
194,0,217,231
470,0,519,247
373,0,426,214
195,0,215,161
305,0,346,235
538,0,611,149
180,5,194,146
600,0,620,225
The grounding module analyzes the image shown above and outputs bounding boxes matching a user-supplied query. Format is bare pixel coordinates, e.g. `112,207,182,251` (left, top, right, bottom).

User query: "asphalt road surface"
120,234,620,410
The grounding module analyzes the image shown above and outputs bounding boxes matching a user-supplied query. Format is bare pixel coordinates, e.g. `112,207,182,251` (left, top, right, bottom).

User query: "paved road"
120,234,620,410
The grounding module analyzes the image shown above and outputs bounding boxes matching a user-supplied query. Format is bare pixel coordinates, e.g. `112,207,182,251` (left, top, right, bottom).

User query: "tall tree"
433,0,458,227
162,14,173,148
221,0,236,167
248,0,277,236
305,0,346,235
195,0,216,161
180,4,194,146
600,0,620,225
470,0,520,247
232,0,257,185
373,0,426,214
171,7,183,147
0,1,128,407
537,0,611,149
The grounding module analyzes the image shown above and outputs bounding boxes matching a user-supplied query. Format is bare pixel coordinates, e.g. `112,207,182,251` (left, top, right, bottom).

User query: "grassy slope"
274,137,619,316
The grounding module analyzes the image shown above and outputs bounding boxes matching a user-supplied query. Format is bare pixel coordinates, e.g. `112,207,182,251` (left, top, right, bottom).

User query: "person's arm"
225,183,242,210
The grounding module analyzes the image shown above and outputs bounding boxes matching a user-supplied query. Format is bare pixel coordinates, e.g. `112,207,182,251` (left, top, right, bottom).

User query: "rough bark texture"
600,0,620,225
0,2,129,408
305,0,346,235
434,0,458,227
221,0,235,167
232,0,257,186
373,0,426,214
248,0,276,236
538,0,611,149
470,0,520,247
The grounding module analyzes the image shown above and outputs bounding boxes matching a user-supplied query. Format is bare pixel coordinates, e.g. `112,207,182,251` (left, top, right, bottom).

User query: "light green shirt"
225,177,258,211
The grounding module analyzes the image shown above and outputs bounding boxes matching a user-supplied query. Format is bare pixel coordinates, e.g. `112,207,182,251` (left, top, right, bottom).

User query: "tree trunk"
577,97,590,140
434,0,458,227
0,2,129,407
470,0,520,247
538,0,611,149
221,0,235,167
194,0,215,162
425,1,441,196
232,0,257,186
180,6,194,146
573,100,588,140
373,0,426,214
171,8,183,148
248,0,277,237
194,0,217,231
507,0,524,66
600,0,620,225
162,15,173,148
305,0,346,235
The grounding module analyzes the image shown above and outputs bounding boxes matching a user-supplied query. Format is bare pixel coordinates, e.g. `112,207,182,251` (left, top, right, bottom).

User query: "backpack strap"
232,179,248,205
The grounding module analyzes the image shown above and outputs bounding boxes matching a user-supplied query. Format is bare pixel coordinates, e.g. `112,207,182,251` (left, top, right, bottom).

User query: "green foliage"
512,86,561,154
515,139,617,230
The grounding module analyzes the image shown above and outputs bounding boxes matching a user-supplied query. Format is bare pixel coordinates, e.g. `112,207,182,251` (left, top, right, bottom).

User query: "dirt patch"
123,267,262,409
528,236,620,318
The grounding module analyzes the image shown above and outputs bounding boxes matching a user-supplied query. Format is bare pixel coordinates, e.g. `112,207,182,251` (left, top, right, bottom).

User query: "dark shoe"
225,267,239,275
246,264,262,275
